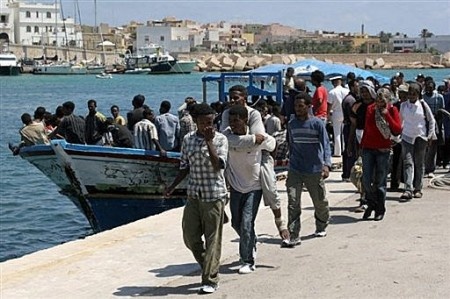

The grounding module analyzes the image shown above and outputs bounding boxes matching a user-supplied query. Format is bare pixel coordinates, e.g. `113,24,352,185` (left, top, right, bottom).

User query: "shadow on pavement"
113,283,201,297
329,215,359,224
148,262,199,277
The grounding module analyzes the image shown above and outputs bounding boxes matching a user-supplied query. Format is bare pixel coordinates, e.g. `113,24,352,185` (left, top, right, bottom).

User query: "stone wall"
182,52,449,72
8,44,120,65
8,44,450,71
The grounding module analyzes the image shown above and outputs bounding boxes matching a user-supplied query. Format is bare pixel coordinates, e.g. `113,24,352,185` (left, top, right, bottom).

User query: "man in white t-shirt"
223,104,276,274
327,75,348,157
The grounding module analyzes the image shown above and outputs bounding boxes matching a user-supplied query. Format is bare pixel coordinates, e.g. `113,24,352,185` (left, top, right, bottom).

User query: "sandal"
400,191,413,201
413,190,423,198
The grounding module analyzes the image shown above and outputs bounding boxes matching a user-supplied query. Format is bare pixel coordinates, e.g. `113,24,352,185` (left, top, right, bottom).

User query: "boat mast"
54,0,57,60
59,0,71,60
94,0,97,34
94,0,105,64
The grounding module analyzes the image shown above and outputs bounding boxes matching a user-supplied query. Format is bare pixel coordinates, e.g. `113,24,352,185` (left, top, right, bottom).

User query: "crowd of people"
8,94,195,156
9,70,450,294
163,73,449,294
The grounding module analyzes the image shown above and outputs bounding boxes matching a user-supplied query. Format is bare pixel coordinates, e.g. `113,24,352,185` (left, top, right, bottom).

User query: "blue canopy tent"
201,59,390,104
290,59,390,84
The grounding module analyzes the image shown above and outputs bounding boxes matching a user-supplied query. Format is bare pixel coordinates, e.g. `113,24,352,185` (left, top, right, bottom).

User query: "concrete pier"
1,163,449,298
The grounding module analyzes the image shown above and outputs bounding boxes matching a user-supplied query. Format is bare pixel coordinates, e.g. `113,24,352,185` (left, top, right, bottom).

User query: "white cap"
329,75,342,81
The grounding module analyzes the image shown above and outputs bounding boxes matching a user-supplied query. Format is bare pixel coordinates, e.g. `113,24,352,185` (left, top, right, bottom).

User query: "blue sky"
58,0,449,37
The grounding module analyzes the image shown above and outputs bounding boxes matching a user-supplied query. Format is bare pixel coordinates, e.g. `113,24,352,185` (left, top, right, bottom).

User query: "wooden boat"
19,140,187,232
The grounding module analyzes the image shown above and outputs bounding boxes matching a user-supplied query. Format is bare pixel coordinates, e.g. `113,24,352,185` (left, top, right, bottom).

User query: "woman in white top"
399,82,436,201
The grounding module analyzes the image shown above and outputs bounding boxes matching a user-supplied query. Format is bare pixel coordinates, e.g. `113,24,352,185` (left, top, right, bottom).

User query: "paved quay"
1,164,449,299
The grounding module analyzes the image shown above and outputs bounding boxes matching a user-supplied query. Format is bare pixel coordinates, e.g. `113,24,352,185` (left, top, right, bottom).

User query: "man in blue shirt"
155,100,180,151
284,92,332,247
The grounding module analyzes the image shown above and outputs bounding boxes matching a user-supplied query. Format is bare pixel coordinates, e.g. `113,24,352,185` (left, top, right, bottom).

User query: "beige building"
254,23,305,44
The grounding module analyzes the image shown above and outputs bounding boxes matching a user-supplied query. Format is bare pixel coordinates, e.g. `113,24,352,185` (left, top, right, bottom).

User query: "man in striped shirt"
133,108,166,156
284,92,332,247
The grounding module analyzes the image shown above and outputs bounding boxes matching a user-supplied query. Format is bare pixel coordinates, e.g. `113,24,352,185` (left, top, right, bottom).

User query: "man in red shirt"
311,70,328,121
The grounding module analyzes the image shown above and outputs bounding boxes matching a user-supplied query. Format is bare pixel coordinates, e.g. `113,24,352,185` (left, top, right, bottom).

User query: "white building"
136,25,190,53
0,0,15,43
7,0,82,47
390,35,450,53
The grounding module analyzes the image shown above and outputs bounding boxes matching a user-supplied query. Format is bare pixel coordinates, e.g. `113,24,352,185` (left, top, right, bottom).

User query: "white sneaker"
315,230,327,238
280,239,292,248
291,237,302,246
199,284,219,294
238,263,255,274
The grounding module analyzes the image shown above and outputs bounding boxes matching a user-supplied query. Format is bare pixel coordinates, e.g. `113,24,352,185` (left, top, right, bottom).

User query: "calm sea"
0,68,448,262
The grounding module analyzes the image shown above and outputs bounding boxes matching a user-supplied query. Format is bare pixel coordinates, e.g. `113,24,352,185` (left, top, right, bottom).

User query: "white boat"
33,62,88,75
0,49,21,76
96,73,112,79
125,43,196,75
124,67,151,74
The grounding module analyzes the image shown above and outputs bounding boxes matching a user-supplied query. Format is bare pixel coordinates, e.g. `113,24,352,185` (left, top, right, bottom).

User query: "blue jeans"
361,149,390,214
402,138,427,192
229,188,262,265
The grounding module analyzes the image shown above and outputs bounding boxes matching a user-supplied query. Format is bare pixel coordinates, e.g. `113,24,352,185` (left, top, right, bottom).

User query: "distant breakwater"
8,44,450,72
182,52,450,72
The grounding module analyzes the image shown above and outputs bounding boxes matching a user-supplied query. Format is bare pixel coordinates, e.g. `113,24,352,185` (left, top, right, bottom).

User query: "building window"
34,26,39,33
26,11,31,18
160,36,164,41
36,11,39,18
46,12,51,19
26,26,31,32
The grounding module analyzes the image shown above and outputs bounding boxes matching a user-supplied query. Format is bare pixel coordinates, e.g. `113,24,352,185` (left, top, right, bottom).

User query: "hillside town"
1,0,450,73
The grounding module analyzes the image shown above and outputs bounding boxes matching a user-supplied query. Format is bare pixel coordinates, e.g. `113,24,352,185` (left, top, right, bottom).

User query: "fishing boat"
18,140,187,232
125,44,196,75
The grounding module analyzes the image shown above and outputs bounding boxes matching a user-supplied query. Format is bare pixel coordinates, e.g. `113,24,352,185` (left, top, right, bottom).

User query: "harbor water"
0,68,448,262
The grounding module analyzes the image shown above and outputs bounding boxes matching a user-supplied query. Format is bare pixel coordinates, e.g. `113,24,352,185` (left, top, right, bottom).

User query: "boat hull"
149,60,196,74
33,64,88,75
19,144,72,192
87,65,106,74
0,66,21,76
86,194,186,231
19,140,188,232
125,54,196,75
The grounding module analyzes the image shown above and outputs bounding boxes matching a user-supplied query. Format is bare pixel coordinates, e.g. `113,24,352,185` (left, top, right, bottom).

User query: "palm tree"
420,28,433,50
